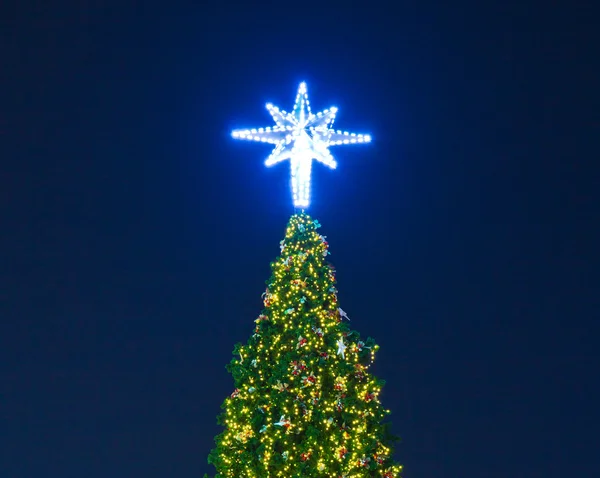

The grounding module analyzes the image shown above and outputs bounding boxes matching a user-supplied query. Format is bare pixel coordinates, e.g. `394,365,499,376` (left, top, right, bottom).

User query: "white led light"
231,82,371,207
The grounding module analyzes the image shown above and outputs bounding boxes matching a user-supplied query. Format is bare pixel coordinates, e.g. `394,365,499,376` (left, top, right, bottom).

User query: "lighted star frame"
231,82,371,208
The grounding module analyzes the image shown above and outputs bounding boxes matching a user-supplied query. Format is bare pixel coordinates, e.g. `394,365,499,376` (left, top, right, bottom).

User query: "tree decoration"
337,336,347,359
207,214,401,477
231,82,372,208
274,415,291,429
338,307,350,321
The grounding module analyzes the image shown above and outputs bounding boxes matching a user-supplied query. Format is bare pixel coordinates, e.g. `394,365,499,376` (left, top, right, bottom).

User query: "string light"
207,214,401,477
231,82,371,208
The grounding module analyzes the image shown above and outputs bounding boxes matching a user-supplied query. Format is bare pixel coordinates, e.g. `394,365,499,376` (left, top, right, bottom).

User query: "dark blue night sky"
1,1,598,477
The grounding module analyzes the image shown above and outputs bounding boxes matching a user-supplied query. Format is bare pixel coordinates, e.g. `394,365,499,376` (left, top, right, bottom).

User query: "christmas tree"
206,212,402,477
206,82,400,476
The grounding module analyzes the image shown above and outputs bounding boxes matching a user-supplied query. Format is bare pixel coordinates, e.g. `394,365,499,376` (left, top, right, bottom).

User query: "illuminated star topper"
231,82,371,208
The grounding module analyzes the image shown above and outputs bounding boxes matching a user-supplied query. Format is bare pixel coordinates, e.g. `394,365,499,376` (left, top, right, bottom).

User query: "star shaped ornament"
337,337,347,359
231,82,371,208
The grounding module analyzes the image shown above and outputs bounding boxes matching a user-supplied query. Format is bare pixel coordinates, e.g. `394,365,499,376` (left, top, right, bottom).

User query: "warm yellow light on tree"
206,214,401,477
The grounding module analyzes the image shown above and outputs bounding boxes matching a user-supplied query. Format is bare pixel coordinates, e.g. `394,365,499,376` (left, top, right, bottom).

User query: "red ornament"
300,452,310,462
291,279,307,288
297,336,308,348
354,364,365,380
262,288,274,307
291,360,307,375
